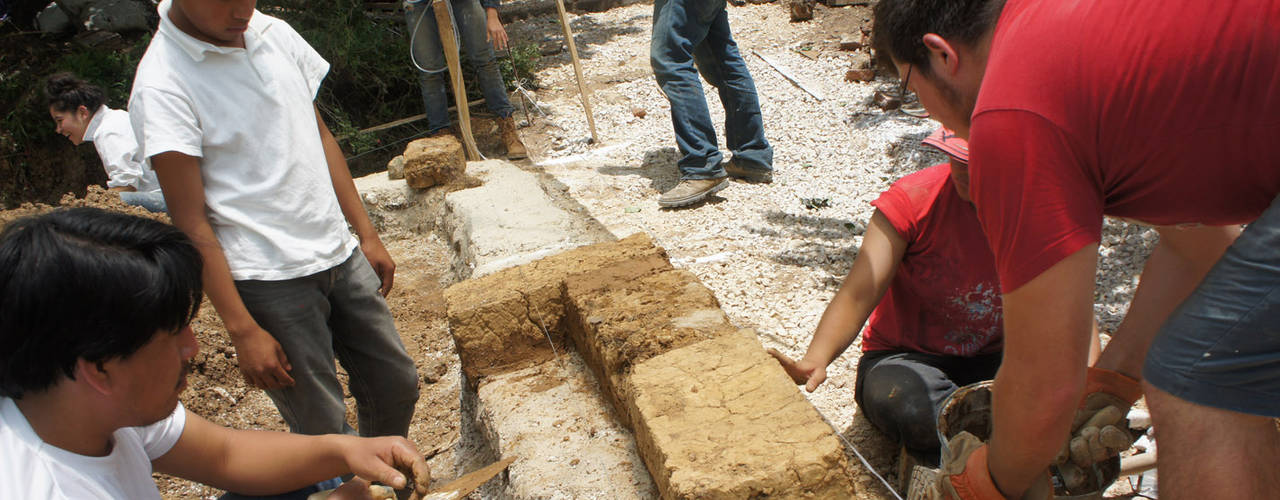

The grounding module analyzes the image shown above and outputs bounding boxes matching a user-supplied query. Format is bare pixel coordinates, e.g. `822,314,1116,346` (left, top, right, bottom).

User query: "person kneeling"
771,129,1099,467
0,208,430,500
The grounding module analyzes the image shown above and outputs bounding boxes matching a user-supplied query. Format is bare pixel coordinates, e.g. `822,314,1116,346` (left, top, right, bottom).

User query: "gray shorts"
1144,194,1280,418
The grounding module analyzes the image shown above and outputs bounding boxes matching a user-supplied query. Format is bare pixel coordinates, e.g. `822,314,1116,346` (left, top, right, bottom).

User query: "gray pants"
236,250,420,437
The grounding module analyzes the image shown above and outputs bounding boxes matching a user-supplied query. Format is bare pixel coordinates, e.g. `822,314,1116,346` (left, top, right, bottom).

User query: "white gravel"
507,1,1156,493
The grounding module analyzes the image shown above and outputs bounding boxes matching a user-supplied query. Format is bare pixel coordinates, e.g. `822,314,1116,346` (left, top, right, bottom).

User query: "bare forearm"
180,220,259,337
988,246,1097,497
805,286,877,365
316,107,378,243
1098,226,1239,378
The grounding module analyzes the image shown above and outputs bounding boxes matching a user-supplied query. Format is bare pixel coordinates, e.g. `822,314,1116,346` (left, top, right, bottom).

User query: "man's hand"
485,8,508,51
930,432,1052,500
232,327,295,389
767,349,827,392
341,436,432,499
361,237,396,297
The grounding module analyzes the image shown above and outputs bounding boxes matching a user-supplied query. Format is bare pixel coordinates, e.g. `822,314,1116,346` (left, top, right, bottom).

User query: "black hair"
0,208,204,398
45,72,107,114
871,0,1005,79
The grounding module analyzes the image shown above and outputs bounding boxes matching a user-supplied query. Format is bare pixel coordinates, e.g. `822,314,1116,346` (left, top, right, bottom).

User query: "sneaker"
658,178,728,208
724,160,773,183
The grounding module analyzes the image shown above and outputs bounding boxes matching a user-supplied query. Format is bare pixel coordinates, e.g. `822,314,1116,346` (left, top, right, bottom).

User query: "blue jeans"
1145,193,1280,418
119,191,167,213
650,0,772,180
234,250,420,437
405,0,515,133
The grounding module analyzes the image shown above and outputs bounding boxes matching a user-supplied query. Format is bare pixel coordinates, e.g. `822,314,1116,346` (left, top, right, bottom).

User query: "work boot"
724,159,773,183
498,116,528,160
658,177,728,208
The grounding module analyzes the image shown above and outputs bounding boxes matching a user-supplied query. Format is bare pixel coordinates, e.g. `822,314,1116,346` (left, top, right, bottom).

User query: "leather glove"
1052,367,1141,491
928,432,1053,500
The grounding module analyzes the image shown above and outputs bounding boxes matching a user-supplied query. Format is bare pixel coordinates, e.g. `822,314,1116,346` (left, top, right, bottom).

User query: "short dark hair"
45,72,106,114
872,0,1005,78
0,208,203,398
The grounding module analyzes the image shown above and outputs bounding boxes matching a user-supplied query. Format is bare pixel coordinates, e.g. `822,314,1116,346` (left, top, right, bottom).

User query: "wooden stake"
552,0,599,143
433,0,482,160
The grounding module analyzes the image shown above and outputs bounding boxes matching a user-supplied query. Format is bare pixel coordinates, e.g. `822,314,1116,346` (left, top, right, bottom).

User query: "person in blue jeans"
650,0,773,209
404,0,528,159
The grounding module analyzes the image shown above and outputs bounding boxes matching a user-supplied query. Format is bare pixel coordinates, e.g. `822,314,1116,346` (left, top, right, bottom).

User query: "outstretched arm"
314,105,396,297
770,210,907,391
153,410,430,497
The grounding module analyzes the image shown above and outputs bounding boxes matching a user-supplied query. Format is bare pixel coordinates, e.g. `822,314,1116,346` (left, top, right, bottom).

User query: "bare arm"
485,7,509,51
314,105,396,296
1096,224,1240,378
988,245,1098,498
151,152,294,389
153,410,430,496
770,210,907,391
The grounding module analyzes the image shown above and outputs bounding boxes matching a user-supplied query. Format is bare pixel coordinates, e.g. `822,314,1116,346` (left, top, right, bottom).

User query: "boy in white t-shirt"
0,208,430,499
129,0,420,438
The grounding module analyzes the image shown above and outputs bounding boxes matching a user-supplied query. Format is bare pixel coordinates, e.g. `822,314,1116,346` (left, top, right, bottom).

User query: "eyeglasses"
897,64,912,101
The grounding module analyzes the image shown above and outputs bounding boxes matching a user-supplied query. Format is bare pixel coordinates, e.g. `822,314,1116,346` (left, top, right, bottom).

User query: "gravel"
507,2,1156,493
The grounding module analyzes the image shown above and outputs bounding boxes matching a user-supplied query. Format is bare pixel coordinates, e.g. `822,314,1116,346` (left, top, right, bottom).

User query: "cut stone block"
441,160,611,280
403,135,464,189
466,354,657,499
626,330,858,498
564,267,736,425
444,233,671,384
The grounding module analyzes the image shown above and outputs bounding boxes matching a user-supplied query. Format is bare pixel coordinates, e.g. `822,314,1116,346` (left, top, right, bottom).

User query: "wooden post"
552,0,599,143
433,0,482,160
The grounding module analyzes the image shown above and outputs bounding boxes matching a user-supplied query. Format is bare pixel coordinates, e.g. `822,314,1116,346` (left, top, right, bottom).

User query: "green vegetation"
0,0,539,207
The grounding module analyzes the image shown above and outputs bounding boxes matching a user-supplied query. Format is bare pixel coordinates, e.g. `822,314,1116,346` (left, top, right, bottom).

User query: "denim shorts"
1144,194,1280,418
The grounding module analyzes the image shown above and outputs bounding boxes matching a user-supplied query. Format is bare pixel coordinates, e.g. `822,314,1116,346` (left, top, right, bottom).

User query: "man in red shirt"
871,1,1279,499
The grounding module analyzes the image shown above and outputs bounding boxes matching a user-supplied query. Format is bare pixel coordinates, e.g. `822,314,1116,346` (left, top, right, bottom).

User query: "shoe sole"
724,166,773,184
507,152,528,160
658,179,729,208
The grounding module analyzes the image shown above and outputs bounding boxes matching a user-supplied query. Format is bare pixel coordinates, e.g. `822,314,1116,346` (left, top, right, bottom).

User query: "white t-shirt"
84,106,162,193
0,398,186,499
129,0,357,281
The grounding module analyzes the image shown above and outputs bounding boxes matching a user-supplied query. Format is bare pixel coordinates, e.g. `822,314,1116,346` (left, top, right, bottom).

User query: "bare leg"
1144,381,1280,500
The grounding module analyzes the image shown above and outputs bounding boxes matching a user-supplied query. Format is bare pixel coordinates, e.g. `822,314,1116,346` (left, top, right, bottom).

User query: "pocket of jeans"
694,0,727,24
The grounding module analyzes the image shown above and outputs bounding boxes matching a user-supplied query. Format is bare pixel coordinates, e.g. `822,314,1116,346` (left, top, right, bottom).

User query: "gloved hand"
1052,367,1141,491
1062,367,1142,467
927,432,1053,500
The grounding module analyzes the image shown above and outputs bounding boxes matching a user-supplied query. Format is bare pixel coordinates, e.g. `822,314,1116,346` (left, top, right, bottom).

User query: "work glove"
927,432,1053,500
1052,367,1141,491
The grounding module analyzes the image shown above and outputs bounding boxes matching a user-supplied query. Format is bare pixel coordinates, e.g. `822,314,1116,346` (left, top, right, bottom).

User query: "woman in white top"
46,73,166,212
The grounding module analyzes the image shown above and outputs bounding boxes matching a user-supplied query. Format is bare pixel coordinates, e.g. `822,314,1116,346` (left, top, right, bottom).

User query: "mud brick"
625,330,859,498
403,135,464,189
564,267,736,425
444,234,670,385
846,68,876,82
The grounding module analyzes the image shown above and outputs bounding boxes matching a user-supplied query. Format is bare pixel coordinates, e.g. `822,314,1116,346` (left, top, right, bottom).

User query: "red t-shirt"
864,165,1003,357
969,0,1280,292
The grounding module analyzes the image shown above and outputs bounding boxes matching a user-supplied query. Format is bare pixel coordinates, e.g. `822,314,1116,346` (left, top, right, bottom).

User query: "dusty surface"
628,329,858,498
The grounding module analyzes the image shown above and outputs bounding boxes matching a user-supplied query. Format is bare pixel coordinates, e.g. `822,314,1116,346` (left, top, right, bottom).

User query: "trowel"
307,456,517,500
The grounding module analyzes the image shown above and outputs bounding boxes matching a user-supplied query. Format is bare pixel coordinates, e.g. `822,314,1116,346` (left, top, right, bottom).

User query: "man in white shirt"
0,208,430,499
129,0,420,438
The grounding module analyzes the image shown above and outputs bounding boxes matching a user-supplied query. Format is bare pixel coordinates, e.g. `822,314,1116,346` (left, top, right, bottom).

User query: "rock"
873,90,902,110
789,0,814,22
851,51,873,69
839,35,864,51
746,0,776,3
845,68,875,82
54,0,154,33
386,155,405,180
37,4,72,33
403,135,464,189
825,0,869,5
631,107,646,119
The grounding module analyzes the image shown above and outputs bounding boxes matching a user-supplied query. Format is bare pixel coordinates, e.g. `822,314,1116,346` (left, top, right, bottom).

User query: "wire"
821,413,907,500
407,0,458,74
